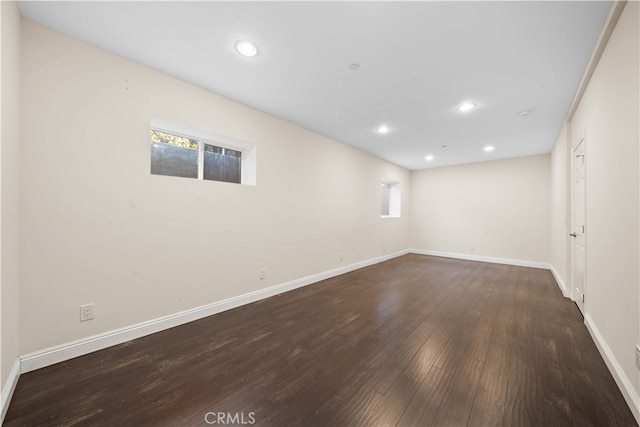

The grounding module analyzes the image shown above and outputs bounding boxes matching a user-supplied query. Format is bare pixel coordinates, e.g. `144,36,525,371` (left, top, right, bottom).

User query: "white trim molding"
410,249,550,270
20,249,410,374
566,1,627,122
550,265,570,298
585,314,640,424
1,358,21,423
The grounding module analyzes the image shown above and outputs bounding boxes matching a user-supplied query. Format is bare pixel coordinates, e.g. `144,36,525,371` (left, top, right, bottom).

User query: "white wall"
569,0,639,400
550,122,570,293
1,0,21,393
410,154,550,264
19,21,410,355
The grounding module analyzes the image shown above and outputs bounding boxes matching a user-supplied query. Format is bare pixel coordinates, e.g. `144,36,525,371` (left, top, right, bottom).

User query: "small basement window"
150,130,200,179
202,143,242,184
150,120,256,185
381,180,401,218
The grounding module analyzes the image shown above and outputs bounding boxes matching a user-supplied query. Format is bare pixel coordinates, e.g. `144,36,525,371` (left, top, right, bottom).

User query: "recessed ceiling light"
425,155,435,161
517,110,533,117
457,102,477,112
349,63,360,71
484,146,495,152
441,145,448,148
234,40,259,57
376,125,390,134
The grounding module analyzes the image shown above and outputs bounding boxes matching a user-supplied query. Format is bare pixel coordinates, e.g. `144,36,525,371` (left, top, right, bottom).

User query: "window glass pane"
150,130,198,179
203,144,242,158
381,183,391,216
151,130,198,150
203,143,241,183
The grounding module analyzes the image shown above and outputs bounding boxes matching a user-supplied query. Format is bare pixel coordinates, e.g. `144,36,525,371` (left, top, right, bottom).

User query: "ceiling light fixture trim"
376,125,390,134
234,40,259,57
457,102,477,112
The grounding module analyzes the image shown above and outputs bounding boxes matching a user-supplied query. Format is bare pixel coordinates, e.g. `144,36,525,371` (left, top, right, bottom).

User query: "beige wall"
18,21,410,354
550,122,570,291
410,155,551,264
1,0,21,391
569,0,639,397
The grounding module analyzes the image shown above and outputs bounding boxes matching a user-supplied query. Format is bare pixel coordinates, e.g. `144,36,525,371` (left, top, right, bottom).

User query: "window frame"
150,119,256,186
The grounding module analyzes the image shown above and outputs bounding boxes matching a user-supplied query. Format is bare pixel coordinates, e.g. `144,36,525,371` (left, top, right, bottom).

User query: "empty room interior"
1,1,639,426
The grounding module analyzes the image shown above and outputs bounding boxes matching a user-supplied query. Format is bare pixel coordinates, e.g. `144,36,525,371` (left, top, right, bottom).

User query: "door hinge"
582,294,585,303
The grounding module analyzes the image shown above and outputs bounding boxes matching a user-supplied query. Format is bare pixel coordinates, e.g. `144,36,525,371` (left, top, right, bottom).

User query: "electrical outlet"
469,245,475,251
80,303,94,322
339,254,344,262
635,345,640,370
259,269,266,280
382,246,387,253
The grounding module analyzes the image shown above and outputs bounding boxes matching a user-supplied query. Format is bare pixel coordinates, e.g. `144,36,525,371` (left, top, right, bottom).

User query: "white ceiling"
18,1,610,170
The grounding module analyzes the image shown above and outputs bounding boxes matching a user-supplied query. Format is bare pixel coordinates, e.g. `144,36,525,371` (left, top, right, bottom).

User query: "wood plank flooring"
5,254,637,426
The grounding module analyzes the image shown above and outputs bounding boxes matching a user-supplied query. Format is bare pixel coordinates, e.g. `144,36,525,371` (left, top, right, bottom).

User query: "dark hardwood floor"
5,254,637,426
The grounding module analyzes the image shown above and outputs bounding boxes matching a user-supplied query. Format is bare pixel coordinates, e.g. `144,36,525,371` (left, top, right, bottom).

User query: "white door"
572,137,586,314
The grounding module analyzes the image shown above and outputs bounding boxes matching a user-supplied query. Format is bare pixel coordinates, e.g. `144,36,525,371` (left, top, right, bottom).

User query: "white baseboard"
20,249,410,374
585,314,640,424
1,358,21,423
549,265,570,298
410,249,550,270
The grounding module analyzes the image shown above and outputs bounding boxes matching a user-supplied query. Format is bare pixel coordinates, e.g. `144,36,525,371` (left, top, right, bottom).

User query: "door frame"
570,129,587,311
